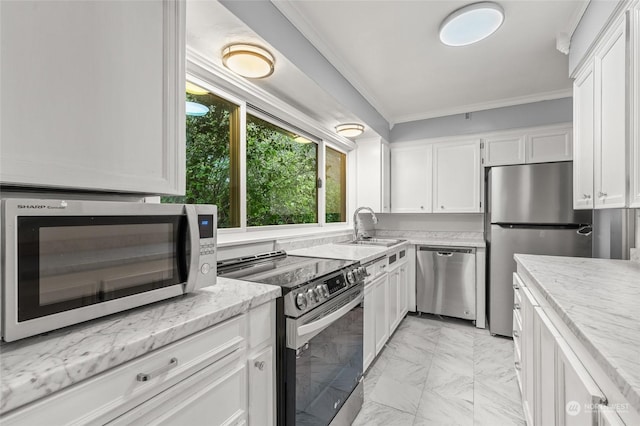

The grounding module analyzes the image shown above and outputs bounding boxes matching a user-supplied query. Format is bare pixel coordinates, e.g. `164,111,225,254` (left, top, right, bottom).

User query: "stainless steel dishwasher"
416,246,476,320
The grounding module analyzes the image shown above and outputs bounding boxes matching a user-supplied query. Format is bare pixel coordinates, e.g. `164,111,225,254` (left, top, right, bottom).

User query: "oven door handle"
297,292,363,338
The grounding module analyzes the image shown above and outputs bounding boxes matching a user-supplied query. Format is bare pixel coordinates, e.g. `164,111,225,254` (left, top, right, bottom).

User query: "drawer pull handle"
515,361,521,371
513,284,519,290
137,357,178,382
514,303,521,310
254,360,266,371
513,330,520,338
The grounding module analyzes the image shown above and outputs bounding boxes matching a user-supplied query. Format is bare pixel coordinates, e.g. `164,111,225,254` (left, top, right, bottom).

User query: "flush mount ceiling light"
439,2,504,47
335,123,365,138
222,43,275,79
186,81,209,95
185,101,209,117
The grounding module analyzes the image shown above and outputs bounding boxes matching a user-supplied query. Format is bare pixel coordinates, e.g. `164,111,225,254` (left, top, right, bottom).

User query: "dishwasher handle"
418,246,475,254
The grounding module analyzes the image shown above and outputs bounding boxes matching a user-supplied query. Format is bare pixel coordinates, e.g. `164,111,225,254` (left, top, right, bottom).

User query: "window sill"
217,224,352,248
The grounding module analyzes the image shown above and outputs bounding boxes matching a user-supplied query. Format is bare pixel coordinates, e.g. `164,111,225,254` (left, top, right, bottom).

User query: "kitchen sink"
339,238,405,247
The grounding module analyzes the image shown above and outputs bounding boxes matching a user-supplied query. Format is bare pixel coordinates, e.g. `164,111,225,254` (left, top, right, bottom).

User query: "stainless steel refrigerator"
486,162,592,337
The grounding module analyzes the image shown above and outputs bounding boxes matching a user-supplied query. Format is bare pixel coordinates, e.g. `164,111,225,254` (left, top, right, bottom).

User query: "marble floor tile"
415,389,474,426
352,400,416,426
359,314,524,426
369,375,424,415
379,354,431,387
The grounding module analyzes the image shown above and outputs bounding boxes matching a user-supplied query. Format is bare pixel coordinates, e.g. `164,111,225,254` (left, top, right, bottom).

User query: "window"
246,113,318,226
163,90,240,228
325,147,347,223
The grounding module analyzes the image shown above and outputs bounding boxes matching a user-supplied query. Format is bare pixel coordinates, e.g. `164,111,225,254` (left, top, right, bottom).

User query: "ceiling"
187,0,587,139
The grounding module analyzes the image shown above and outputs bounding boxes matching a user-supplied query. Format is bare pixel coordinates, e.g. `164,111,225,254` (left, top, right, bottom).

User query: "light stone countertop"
0,278,281,415
289,240,410,264
375,230,486,248
514,254,640,413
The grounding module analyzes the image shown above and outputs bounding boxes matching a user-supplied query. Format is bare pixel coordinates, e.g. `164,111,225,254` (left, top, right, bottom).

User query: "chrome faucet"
353,207,378,240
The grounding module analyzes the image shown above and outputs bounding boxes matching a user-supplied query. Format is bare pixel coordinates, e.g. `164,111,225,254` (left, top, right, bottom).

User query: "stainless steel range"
218,251,366,426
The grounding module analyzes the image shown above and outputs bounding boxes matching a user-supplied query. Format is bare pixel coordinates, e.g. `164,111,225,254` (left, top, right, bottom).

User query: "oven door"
285,285,363,426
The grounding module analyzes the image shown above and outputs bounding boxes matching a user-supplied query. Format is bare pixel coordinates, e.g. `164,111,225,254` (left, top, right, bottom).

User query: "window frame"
183,69,352,239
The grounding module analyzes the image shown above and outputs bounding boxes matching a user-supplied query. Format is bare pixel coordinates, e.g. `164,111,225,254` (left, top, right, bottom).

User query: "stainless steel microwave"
0,199,217,342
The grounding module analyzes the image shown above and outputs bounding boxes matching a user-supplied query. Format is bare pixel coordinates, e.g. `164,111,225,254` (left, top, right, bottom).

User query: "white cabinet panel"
109,359,248,426
248,346,274,426
526,128,573,164
363,283,375,372
433,140,481,213
534,307,561,426
0,0,185,195
372,274,389,355
388,269,399,335
483,135,526,166
356,137,390,212
520,286,537,426
391,145,432,213
399,264,408,318
573,64,596,209
556,337,605,426
595,19,627,209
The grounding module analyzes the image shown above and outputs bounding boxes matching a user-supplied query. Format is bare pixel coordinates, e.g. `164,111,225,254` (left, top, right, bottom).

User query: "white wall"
390,98,573,142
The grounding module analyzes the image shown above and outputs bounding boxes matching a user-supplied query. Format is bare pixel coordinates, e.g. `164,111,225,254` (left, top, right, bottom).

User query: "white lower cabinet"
1,301,276,426
515,273,625,426
372,273,389,355
363,282,376,372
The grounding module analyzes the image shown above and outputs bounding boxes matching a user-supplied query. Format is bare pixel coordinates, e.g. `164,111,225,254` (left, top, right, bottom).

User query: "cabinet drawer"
248,301,274,349
2,316,246,425
108,351,247,426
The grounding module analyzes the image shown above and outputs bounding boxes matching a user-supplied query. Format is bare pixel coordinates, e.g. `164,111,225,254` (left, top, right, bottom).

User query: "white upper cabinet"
356,137,391,212
390,144,432,213
573,12,634,210
483,135,526,167
482,124,572,167
573,63,596,209
595,18,627,209
433,139,481,213
525,127,573,164
0,0,185,195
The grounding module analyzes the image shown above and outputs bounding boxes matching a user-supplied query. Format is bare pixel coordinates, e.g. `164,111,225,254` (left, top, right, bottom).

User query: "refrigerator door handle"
577,225,593,236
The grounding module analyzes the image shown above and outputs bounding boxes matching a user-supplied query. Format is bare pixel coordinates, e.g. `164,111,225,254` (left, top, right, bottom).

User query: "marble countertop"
289,240,410,264
375,230,486,248
514,254,640,413
0,278,280,415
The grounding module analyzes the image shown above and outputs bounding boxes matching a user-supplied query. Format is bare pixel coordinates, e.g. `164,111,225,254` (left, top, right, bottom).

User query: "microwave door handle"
183,205,200,293
297,293,363,338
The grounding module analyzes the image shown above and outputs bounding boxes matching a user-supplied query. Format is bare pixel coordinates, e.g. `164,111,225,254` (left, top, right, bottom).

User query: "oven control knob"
315,285,325,301
359,266,369,277
295,293,308,310
322,284,330,297
346,271,355,284
306,288,318,303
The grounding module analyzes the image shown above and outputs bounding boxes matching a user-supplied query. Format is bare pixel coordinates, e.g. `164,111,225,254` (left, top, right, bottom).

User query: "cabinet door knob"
515,361,521,371
514,303,521,310
440,205,444,209
254,360,265,370
513,330,520,338
598,192,607,198
420,206,424,210
136,357,178,382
